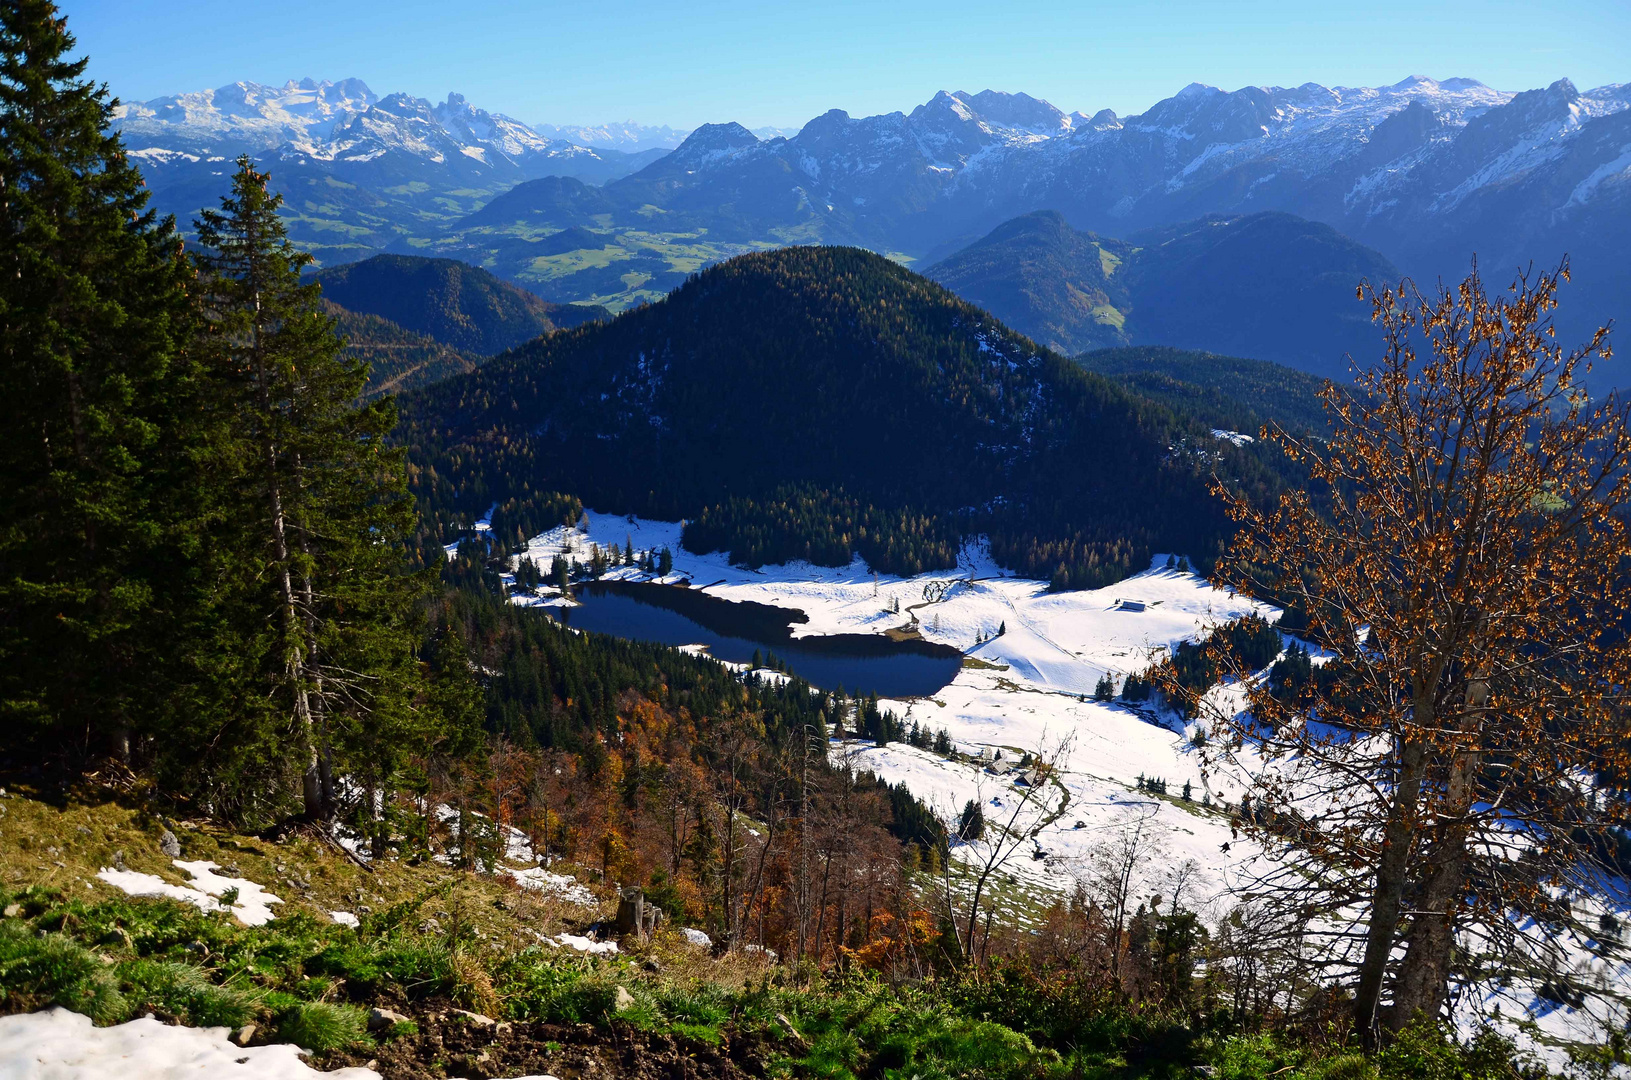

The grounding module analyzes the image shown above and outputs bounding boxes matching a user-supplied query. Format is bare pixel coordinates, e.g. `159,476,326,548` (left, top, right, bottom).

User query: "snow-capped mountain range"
113,77,376,156
619,77,1629,263
114,75,1631,343
112,77,660,183
594,76,1630,339
531,119,691,152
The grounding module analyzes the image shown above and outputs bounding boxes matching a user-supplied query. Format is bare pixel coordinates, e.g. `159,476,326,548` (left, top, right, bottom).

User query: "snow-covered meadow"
509,510,1276,919
505,508,1631,1063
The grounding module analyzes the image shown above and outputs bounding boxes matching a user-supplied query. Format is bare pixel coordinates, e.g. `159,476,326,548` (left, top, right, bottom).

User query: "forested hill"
927,211,1132,356
310,254,609,354
399,246,1282,589
1076,345,1335,437
929,210,1399,380
322,300,483,399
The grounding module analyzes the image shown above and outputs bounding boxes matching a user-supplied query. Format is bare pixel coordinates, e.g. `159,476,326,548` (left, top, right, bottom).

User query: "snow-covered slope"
113,77,378,156
509,510,1277,922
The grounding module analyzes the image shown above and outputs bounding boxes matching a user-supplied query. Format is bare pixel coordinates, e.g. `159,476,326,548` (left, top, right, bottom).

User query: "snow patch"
0,1007,380,1079
504,865,598,906
546,932,619,955
96,860,283,926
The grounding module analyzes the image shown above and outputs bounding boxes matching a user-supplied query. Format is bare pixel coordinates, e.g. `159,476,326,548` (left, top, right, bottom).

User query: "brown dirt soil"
314,1005,770,1080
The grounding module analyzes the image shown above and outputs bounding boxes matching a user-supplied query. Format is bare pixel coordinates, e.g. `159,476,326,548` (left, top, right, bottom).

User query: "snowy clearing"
510,510,1281,918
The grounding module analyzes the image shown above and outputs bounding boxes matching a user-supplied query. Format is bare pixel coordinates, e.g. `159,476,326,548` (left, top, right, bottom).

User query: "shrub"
0,922,126,1024
1375,1020,1522,1080
276,1001,372,1052
653,983,731,1042
120,958,255,1028
306,937,456,999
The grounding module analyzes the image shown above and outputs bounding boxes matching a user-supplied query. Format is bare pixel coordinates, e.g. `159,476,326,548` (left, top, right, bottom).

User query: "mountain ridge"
117,75,1631,346
310,254,609,355
927,210,1401,379
321,300,483,400
115,78,671,267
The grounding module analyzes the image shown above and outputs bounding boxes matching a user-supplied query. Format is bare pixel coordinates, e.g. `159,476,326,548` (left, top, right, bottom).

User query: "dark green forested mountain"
1120,213,1400,379
399,246,1286,590
310,254,609,355
1076,345,1335,437
322,300,483,399
929,210,1400,380
924,211,1133,355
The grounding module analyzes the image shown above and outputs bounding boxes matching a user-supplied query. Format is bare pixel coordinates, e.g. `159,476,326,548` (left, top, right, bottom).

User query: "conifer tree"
192,158,428,820
0,0,198,757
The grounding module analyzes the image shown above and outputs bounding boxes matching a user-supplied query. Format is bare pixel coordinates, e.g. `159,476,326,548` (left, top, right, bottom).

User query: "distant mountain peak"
952,89,1072,134
1085,108,1120,130
532,120,690,152
683,121,758,147
658,121,760,171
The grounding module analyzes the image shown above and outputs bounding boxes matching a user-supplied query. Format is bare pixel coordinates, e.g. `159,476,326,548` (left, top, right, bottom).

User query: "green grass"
0,782,1552,1078
1092,303,1127,329
0,878,1545,1078
277,1001,372,1052
0,921,125,1023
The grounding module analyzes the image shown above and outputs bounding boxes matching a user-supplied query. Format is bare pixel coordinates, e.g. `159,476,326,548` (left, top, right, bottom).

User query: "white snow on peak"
112,79,597,177
534,119,690,152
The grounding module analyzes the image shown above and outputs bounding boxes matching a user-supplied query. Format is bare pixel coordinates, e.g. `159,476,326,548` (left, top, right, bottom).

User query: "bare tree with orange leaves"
1192,262,1631,1048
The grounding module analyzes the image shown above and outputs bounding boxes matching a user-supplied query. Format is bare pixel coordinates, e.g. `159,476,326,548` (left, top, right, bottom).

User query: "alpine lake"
545,579,962,698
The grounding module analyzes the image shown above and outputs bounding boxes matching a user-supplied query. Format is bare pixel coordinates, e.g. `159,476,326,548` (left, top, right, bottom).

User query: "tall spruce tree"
0,0,198,758
193,158,429,821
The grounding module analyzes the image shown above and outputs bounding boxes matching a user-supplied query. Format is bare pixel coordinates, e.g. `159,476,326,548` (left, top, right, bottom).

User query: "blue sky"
63,0,1629,129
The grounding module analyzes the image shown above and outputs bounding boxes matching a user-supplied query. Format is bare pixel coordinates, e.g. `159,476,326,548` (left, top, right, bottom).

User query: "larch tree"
926,733,1073,962
0,0,198,759
1191,263,1631,1048
192,157,429,822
